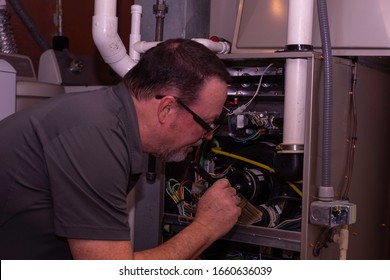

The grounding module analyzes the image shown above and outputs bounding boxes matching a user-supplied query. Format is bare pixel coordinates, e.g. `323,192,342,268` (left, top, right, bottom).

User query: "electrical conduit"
317,0,334,201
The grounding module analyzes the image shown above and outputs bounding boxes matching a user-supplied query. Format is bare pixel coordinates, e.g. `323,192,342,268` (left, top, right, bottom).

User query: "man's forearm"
134,220,215,260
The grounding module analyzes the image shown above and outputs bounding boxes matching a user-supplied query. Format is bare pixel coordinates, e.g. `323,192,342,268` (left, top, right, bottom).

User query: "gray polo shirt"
0,82,143,259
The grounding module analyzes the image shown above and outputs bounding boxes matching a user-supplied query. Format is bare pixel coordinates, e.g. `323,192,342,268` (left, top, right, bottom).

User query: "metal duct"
0,1,17,53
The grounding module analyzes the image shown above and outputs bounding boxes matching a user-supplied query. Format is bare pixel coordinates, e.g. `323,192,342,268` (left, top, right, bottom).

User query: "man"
0,38,241,259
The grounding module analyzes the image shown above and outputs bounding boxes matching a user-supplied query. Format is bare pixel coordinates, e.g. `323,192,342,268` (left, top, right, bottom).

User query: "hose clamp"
276,144,304,152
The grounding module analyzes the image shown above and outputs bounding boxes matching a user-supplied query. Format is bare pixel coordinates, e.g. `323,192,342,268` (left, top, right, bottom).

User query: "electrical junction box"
310,200,357,228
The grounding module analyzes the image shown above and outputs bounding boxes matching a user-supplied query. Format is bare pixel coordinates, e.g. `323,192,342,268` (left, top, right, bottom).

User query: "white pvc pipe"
92,1,231,76
94,0,116,16
132,41,159,55
191,38,231,54
287,0,314,45
282,0,314,148
92,0,136,77
129,4,143,62
283,58,307,145
333,225,349,260
130,38,231,58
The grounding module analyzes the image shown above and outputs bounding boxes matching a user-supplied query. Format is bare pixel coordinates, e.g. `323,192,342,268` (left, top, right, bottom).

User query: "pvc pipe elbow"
92,15,136,77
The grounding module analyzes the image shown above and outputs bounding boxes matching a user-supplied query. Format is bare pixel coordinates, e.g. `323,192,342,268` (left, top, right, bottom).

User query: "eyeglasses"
155,95,225,135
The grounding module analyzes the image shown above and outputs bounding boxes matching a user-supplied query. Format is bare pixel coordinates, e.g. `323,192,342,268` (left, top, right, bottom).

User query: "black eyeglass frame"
155,95,222,133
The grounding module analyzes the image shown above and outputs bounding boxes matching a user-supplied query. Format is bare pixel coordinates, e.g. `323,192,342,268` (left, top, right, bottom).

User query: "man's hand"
193,178,242,240
69,179,242,260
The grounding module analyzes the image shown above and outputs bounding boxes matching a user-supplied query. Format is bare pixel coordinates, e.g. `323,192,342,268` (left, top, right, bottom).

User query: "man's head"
124,38,231,104
125,38,231,162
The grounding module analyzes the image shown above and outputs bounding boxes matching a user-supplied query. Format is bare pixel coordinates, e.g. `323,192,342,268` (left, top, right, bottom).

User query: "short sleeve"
44,124,131,240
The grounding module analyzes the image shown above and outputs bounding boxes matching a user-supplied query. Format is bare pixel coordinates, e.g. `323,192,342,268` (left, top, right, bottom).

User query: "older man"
0,38,241,260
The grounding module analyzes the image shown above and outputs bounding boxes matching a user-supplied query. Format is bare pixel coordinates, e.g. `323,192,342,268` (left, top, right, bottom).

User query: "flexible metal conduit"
317,0,333,193
0,1,18,53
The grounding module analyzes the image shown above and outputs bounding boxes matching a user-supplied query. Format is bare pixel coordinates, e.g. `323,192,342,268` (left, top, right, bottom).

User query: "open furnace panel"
162,53,311,260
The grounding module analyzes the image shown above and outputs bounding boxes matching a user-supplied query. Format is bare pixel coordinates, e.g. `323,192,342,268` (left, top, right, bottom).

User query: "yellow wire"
211,147,303,197
286,181,302,197
179,180,196,211
211,147,275,172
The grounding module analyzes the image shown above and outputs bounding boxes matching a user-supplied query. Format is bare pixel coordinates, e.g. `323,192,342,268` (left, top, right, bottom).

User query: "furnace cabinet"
133,51,390,260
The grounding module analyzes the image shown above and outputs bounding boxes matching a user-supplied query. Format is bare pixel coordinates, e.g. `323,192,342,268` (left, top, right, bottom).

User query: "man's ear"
157,96,176,124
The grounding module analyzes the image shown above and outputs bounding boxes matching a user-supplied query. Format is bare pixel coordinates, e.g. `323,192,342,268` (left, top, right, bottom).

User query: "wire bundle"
165,178,197,217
